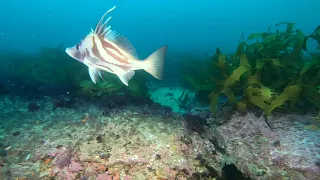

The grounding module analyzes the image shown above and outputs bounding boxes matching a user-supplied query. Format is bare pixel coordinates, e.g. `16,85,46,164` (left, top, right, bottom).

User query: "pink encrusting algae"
0,96,224,179
0,95,319,179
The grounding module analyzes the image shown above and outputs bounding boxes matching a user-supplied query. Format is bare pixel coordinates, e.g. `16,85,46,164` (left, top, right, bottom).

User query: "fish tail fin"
142,45,168,80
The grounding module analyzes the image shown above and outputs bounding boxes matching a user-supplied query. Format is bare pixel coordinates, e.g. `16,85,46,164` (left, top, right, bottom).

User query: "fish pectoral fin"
117,71,135,86
88,66,101,84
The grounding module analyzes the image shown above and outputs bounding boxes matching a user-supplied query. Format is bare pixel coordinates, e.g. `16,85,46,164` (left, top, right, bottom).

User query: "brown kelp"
183,23,320,117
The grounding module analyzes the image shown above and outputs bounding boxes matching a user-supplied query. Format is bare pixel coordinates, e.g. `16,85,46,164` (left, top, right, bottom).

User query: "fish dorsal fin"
118,71,135,86
94,6,116,36
105,30,139,59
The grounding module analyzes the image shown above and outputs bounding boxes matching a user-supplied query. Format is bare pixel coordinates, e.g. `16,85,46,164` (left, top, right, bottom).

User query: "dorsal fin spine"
94,6,116,34
101,26,111,37
98,17,112,35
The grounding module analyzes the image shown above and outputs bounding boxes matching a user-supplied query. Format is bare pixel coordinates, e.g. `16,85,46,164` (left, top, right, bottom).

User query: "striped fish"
65,6,168,86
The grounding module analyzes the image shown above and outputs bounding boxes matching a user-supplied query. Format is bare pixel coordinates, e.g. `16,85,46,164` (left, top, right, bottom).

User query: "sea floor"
0,95,319,180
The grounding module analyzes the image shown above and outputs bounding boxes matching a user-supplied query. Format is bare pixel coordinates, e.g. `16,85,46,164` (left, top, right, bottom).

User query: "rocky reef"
0,95,319,179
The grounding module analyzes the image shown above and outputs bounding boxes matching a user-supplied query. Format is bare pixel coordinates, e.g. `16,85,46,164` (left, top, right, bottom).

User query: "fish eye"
76,40,83,50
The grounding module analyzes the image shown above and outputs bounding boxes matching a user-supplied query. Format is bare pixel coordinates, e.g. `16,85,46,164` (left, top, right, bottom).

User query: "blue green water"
0,1,319,179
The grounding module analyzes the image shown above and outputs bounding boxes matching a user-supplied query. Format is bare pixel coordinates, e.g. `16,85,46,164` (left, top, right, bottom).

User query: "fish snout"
65,46,82,62
65,47,74,57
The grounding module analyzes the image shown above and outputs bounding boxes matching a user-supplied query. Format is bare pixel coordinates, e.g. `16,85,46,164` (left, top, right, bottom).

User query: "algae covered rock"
217,111,320,180
149,87,195,113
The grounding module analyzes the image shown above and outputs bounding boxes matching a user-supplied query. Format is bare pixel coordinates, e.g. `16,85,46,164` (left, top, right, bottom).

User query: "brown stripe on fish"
85,48,90,57
100,61,132,72
113,63,132,71
97,36,130,64
96,64,114,73
92,36,107,62
80,48,90,60
92,35,127,64
82,48,90,59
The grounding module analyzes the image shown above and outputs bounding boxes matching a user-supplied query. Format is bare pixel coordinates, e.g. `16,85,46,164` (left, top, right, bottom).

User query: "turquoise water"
1,0,319,55
0,1,319,179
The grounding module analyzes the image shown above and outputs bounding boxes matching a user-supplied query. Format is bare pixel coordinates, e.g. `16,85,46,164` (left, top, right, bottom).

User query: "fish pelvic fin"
88,66,101,84
118,71,135,86
142,46,168,80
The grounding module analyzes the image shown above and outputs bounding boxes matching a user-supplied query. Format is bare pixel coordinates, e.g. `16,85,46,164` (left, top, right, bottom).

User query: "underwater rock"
27,102,40,112
149,87,195,113
12,131,20,136
222,163,249,180
53,96,75,109
98,94,130,108
184,114,208,134
96,135,103,143
0,149,7,157
217,111,320,180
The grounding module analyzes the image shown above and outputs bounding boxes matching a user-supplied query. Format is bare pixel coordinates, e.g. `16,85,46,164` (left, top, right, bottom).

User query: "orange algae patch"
112,171,120,180
43,158,53,165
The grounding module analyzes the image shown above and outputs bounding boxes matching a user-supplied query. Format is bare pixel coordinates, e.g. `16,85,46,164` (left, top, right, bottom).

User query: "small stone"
12,131,20,136
155,154,161,160
96,135,103,143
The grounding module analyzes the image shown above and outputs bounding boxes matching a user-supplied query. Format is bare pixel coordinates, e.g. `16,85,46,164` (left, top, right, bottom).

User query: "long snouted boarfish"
65,6,168,86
